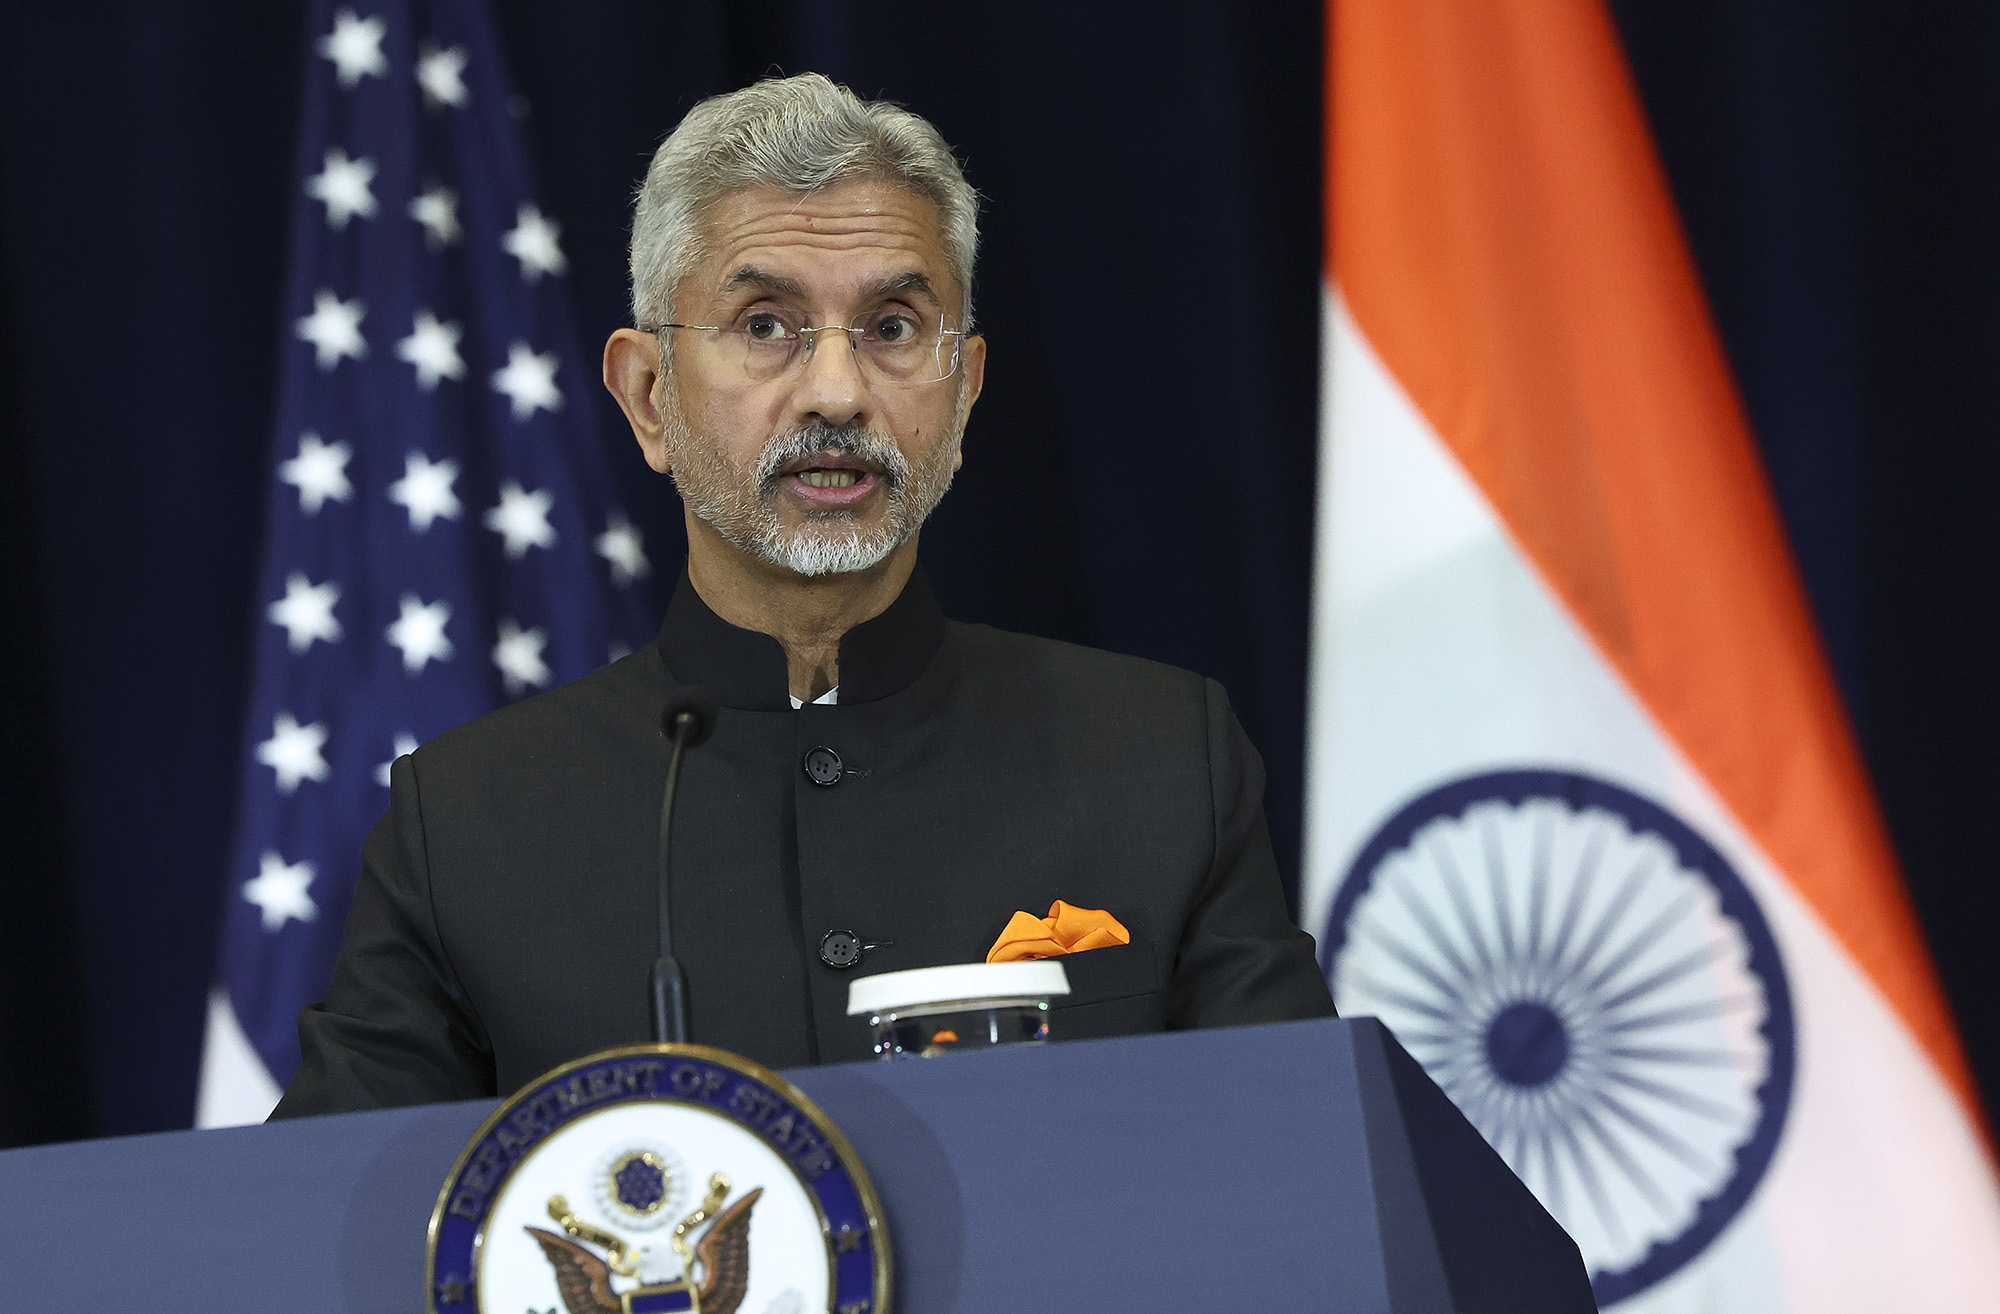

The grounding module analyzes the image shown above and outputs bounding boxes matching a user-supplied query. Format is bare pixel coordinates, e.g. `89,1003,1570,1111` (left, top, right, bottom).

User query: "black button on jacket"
275,568,1335,1116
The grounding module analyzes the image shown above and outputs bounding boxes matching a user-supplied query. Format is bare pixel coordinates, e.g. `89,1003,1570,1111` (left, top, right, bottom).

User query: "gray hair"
629,74,979,332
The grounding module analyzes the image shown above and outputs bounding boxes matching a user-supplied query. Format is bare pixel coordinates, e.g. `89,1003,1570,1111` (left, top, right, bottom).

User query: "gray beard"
661,399,961,578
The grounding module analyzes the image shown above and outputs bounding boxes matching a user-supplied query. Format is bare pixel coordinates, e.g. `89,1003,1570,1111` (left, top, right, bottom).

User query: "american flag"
197,0,657,1125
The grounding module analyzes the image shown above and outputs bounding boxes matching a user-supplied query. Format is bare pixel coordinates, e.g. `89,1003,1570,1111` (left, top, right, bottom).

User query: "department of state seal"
426,1044,890,1314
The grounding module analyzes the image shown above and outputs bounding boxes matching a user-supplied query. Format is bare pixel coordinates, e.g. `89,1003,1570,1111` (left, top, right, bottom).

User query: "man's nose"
791,327,870,427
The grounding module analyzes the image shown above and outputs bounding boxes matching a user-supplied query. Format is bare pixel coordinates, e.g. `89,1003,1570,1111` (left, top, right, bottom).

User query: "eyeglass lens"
718,309,960,384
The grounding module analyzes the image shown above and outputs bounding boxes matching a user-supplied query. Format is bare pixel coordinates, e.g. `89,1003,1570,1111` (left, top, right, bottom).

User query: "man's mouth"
758,429,903,511
777,456,884,508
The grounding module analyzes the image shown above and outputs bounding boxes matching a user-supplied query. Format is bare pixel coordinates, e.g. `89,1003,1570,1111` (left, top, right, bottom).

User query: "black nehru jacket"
274,567,1335,1117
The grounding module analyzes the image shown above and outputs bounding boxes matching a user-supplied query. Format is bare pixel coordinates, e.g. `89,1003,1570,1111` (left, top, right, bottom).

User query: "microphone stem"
651,716,695,1044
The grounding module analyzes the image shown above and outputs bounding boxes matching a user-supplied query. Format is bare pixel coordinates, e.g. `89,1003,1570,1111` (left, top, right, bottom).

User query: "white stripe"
194,987,284,1129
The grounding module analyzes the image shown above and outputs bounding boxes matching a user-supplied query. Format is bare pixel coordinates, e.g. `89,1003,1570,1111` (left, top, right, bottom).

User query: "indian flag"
1300,1,2000,1307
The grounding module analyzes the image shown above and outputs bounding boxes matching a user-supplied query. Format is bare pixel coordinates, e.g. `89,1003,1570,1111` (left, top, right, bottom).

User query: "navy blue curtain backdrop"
1,2,1995,1145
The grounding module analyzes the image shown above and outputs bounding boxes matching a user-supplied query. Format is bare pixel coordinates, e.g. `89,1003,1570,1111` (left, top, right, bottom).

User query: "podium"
0,1018,1593,1311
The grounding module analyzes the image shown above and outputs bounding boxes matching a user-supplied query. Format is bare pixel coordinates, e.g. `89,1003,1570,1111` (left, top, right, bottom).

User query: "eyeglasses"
650,308,965,386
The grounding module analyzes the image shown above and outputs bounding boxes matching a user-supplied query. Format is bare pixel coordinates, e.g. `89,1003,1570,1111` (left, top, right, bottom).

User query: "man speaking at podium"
276,75,1333,1117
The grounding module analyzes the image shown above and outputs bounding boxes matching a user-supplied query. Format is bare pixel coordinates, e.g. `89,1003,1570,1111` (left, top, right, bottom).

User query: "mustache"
753,420,910,495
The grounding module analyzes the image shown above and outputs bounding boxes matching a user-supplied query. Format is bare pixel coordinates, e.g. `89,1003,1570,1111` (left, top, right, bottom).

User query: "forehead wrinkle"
696,183,960,311
705,192,942,250
711,217,940,254
706,225,944,287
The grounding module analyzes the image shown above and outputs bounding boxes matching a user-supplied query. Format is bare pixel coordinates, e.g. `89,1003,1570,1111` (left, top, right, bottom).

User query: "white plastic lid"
845,960,1071,1017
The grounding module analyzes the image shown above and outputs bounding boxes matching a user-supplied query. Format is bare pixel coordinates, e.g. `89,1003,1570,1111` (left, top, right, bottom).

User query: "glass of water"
847,961,1071,1060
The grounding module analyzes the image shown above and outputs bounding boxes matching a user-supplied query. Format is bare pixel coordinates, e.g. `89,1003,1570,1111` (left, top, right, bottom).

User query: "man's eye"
744,313,789,341
871,313,920,344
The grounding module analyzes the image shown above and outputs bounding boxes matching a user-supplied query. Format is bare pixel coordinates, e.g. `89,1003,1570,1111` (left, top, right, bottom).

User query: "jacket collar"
656,564,947,711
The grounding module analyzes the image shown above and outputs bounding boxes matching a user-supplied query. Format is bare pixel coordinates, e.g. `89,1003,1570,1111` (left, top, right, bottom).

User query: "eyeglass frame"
646,313,969,387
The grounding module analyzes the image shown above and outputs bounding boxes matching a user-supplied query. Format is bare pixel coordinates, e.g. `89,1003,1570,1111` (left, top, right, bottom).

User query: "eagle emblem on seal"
526,1170,761,1314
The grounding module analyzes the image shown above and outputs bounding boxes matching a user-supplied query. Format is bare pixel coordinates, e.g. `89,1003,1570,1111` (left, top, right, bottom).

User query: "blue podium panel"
0,1019,1592,1312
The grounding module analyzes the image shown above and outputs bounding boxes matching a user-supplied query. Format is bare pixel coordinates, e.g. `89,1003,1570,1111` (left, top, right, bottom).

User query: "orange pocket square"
986,900,1131,963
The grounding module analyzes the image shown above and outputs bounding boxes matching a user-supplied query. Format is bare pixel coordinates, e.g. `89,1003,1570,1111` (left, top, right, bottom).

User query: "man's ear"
960,333,988,417
952,333,988,473
603,329,671,473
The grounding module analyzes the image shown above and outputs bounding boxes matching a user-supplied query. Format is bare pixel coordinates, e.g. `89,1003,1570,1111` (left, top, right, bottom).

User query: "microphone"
651,686,717,1045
